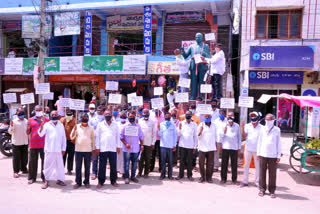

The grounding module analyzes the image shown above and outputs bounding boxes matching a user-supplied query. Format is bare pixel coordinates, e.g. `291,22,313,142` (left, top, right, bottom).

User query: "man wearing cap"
203,43,225,100
213,109,226,172
166,86,176,109
257,114,281,198
240,112,262,188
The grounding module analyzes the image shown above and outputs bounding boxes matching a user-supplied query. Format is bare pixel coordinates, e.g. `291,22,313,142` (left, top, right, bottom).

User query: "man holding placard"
174,48,190,93
166,86,176,109
120,111,144,184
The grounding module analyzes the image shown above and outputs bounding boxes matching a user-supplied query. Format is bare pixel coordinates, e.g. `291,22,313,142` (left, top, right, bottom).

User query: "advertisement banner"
250,46,314,68
249,70,304,84
44,57,60,74
54,12,80,36
147,61,179,75
60,56,83,74
123,55,146,75
0,58,4,75
144,5,152,54
166,11,205,24
277,90,293,130
5,58,23,75
23,58,38,75
107,14,157,31
83,56,123,74
22,15,52,38
84,11,92,56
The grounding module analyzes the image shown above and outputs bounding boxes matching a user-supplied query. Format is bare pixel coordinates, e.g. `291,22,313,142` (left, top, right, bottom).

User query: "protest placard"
154,87,163,96
35,83,50,94
220,98,235,109
127,92,136,103
108,94,122,104
43,92,54,100
196,104,212,115
205,33,216,41
200,84,212,93
131,96,143,106
178,78,191,88
70,99,85,110
124,126,139,137
20,93,35,105
59,98,71,108
194,54,202,64
105,81,119,91
238,96,254,108
151,98,164,109
175,93,189,103
258,94,272,104
3,93,17,104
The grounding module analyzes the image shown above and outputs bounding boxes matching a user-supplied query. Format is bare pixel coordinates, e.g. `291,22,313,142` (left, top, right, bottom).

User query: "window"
256,9,302,39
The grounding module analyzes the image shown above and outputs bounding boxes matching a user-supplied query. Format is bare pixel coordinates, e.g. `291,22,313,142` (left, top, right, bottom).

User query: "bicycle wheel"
289,147,311,174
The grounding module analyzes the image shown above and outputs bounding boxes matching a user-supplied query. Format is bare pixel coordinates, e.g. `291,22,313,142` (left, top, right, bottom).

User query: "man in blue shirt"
158,112,177,180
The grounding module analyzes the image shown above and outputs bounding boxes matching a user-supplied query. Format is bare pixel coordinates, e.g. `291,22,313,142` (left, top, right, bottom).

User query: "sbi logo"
249,72,256,78
253,53,260,60
252,52,274,61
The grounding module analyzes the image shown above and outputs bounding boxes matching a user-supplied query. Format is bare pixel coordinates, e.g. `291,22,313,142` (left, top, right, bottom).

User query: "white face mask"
120,118,126,123
89,110,95,114
35,111,43,117
98,115,104,121
265,120,274,130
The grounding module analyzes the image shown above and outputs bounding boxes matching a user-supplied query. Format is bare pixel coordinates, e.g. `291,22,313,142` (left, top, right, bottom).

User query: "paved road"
0,134,319,214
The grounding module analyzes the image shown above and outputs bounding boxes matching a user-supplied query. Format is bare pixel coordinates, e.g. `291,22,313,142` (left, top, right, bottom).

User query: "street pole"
38,0,46,106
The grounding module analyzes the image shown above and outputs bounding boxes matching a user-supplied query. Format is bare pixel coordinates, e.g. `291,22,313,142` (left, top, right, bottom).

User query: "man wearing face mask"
257,114,281,198
240,111,262,188
220,112,241,185
176,111,198,181
9,108,28,178
38,111,67,189
88,104,97,124
166,86,176,109
158,112,177,180
170,110,180,166
180,104,200,125
27,105,50,184
197,114,217,183
95,110,121,188
116,111,127,176
60,109,76,175
213,109,226,172
120,111,144,184
137,106,144,119
150,108,164,172
55,95,65,117
112,105,120,122
138,109,156,178
211,99,220,121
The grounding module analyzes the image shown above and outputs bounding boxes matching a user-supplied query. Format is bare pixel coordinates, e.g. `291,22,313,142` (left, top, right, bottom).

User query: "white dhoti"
43,152,65,182
117,149,124,174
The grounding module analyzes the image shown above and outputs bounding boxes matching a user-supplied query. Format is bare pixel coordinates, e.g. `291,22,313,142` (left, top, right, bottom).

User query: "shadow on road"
276,193,309,200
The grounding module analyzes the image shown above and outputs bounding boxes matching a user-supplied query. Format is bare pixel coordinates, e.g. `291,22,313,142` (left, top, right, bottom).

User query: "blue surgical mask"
18,115,25,119
113,111,119,116
219,114,225,120
204,118,211,123
190,109,195,114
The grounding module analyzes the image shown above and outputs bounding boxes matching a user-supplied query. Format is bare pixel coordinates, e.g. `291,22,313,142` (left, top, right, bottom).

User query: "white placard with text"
105,81,119,91
131,96,143,107
151,98,164,109
125,126,139,137
108,94,122,104
127,92,136,103
35,83,50,94
20,93,35,105
175,93,189,103
196,104,212,115
238,96,254,108
3,93,17,104
178,78,191,88
200,84,212,93
154,87,163,96
59,98,71,108
220,98,235,109
43,92,54,100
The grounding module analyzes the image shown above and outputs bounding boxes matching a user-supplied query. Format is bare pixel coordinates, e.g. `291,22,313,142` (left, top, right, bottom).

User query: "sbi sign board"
250,46,314,68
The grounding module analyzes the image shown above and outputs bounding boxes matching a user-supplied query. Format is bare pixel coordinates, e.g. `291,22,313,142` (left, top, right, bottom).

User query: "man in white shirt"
257,114,281,198
213,109,227,172
175,48,190,93
197,114,217,183
116,111,127,176
95,110,121,188
240,111,262,188
176,111,198,181
220,112,241,184
203,43,225,100
211,99,220,121
8,108,28,178
138,109,156,178
38,111,67,189
166,86,176,109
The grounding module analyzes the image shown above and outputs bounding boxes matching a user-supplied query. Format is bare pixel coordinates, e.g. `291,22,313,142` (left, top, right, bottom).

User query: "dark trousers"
199,151,215,181
138,145,152,176
221,149,238,182
12,145,28,173
63,140,75,172
259,157,277,194
179,147,193,178
98,152,117,185
92,153,98,175
160,147,173,178
190,67,206,100
75,152,91,185
172,146,178,166
211,74,223,100
150,140,161,172
28,148,45,181
192,149,199,168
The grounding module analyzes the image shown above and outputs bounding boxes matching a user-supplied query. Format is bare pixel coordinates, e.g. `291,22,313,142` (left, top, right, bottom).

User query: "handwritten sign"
154,87,163,96
238,96,254,108
20,93,35,105
70,99,85,110
127,92,136,103
200,84,212,93
3,93,17,104
178,78,191,88
35,83,50,94
124,126,139,137
194,54,202,64
205,33,216,41
220,98,235,109
196,104,212,115
151,98,164,109
175,93,189,103
108,94,122,104
43,92,54,100
131,96,143,107
105,81,119,91
59,98,71,108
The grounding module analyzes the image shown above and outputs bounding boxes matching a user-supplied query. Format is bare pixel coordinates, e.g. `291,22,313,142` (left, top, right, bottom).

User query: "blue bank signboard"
249,70,304,84
250,46,314,68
